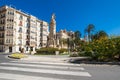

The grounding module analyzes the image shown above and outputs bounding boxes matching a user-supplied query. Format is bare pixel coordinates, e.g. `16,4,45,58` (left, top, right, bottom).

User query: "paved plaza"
0,54,120,80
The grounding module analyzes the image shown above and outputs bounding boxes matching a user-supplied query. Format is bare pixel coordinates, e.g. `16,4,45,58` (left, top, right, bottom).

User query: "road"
0,53,120,80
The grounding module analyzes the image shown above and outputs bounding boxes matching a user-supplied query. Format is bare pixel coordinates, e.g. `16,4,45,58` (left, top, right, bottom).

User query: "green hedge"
35,48,59,55
59,48,68,53
35,48,68,55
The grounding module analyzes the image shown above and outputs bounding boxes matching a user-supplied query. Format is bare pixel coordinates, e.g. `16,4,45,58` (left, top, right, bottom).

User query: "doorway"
9,47,12,52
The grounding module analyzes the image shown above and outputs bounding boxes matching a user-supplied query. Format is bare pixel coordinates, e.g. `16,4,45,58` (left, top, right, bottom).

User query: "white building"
56,29,75,49
40,21,49,47
0,5,49,53
57,29,74,39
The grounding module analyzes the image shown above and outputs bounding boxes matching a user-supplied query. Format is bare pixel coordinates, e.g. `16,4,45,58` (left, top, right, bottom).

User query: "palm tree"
85,24,95,42
75,31,81,39
74,31,81,46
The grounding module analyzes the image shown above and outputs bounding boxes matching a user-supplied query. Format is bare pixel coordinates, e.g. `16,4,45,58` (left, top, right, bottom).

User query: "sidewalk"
21,55,70,63
20,55,120,65
21,55,88,63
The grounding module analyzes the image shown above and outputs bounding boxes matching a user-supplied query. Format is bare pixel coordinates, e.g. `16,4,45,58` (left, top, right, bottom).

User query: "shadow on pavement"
68,58,120,65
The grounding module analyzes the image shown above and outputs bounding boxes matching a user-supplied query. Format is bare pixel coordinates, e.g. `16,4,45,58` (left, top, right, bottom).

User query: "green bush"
79,36,120,61
59,48,68,53
35,47,59,55
35,48,69,55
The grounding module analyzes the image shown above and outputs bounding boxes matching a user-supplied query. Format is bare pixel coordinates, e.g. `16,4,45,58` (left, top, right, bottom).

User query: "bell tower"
48,14,57,47
50,14,56,38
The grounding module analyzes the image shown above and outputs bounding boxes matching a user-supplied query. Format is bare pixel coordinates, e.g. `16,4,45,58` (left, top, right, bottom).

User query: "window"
26,23,29,27
11,19,13,22
6,39,8,43
8,11,14,15
26,18,29,22
9,39,10,43
0,14,5,18
19,21,23,26
19,47,21,51
0,20,5,24
18,27,22,32
3,14,5,17
2,33,4,37
3,19,5,24
0,20,2,24
2,26,4,29
30,47,33,51
26,30,29,34
8,12,10,15
19,40,22,44
26,47,28,51
19,15,23,20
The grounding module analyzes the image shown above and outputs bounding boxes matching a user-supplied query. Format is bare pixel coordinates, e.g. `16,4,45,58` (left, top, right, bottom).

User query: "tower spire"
48,13,57,47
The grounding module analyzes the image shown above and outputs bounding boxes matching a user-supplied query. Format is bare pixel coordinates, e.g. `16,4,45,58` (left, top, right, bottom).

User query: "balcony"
0,42,4,45
18,30,22,33
26,31,30,34
18,43,22,45
0,36,4,38
18,37,22,39
0,29,5,31
26,37,30,40
26,41,30,45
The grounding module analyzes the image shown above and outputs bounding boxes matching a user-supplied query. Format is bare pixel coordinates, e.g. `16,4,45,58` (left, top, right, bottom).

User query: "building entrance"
9,47,12,52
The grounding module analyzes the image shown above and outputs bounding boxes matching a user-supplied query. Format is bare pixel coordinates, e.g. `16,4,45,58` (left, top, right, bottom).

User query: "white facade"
40,21,49,47
0,5,49,53
57,30,69,39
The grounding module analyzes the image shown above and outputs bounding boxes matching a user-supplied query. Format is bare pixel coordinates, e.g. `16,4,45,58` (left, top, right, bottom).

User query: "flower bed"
8,53,28,59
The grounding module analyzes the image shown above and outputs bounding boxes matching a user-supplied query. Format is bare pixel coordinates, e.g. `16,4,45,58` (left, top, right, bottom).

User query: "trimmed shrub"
35,47,59,55
59,48,68,53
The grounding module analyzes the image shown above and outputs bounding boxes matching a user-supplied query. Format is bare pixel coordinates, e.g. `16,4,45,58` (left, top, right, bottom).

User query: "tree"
75,31,81,39
74,31,81,46
98,30,108,39
85,24,95,42
92,30,108,40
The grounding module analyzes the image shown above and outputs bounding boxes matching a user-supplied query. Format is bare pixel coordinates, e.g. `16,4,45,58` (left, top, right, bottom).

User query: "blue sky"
0,0,120,37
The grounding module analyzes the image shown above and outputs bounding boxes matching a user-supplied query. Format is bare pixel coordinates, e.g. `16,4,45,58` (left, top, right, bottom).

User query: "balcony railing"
0,42,4,45
0,36,4,38
26,41,30,45
18,37,22,39
0,29,5,31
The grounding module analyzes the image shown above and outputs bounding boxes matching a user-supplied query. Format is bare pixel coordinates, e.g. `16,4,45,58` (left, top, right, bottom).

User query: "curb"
69,60,120,65
8,55,21,59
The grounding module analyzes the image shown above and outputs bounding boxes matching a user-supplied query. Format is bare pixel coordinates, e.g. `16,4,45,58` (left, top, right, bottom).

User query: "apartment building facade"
0,5,49,53
40,21,49,47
